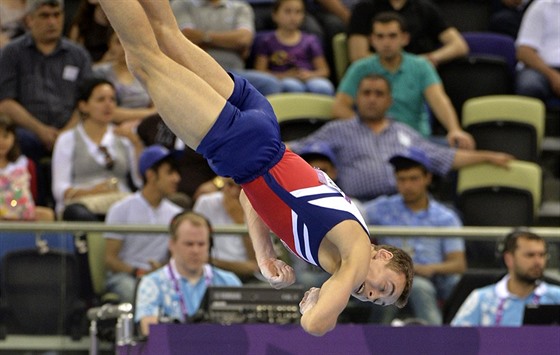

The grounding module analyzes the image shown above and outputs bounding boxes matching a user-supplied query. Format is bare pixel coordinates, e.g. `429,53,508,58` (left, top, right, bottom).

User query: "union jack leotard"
242,150,369,268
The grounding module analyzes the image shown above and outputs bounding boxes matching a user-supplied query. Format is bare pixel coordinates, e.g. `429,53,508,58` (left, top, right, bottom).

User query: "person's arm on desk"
135,276,161,336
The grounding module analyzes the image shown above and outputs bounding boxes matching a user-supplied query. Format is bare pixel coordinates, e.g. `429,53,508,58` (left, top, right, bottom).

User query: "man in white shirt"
104,145,183,303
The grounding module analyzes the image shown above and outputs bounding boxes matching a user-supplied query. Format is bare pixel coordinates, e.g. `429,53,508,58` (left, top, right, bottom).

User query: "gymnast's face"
351,249,405,306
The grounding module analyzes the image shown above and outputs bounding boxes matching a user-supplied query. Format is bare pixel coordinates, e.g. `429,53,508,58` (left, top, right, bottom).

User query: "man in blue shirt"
363,147,466,325
135,211,242,336
452,230,560,326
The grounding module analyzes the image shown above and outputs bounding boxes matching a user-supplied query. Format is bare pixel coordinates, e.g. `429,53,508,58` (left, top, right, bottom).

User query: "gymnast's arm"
239,190,295,289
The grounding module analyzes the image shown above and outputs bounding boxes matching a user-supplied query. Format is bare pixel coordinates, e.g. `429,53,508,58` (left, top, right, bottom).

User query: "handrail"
1,222,559,241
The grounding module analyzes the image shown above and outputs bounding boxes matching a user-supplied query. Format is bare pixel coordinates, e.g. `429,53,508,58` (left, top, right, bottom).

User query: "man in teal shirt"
333,12,474,149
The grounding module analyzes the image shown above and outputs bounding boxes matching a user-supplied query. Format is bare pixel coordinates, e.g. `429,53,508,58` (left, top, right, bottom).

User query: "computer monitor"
522,304,560,325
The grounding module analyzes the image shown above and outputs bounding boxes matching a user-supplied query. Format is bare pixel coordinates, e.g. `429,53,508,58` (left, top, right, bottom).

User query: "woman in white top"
51,78,143,220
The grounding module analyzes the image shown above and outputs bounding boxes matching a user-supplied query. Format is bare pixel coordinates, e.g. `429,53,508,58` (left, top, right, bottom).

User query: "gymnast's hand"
259,258,295,289
299,287,320,315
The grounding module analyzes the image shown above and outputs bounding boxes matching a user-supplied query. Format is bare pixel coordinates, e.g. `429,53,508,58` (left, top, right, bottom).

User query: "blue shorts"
196,73,285,184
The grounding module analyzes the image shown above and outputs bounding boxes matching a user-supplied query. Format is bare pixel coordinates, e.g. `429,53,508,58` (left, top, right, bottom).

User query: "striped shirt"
0,34,92,128
290,118,455,201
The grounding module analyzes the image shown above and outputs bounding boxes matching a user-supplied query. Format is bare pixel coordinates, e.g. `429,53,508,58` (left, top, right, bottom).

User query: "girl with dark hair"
0,114,54,220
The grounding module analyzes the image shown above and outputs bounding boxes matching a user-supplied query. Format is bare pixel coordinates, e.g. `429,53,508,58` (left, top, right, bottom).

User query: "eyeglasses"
98,145,115,170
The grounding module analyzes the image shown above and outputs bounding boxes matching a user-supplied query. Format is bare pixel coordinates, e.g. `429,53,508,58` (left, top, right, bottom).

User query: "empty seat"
267,93,334,140
462,95,545,162
438,55,514,123
456,161,542,267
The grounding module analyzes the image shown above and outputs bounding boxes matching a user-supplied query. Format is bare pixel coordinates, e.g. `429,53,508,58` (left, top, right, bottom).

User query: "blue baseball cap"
298,142,337,167
389,147,432,172
139,144,180,176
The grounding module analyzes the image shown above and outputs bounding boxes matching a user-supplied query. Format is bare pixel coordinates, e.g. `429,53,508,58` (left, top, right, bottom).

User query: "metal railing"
0,221,559,240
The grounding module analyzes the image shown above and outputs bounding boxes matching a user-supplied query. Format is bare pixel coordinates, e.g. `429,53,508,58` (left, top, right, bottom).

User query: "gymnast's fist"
259,258,295,289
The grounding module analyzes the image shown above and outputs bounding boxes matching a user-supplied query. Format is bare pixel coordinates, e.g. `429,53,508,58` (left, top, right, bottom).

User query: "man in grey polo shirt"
0,0,92,190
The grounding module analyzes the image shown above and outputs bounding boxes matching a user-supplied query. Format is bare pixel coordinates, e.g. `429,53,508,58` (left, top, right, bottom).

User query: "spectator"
0,0,92,159
311,0,357,39
363,147,466,325
347,0,468,64
0,114,55,221
254,0,334,95
171,0,282,96
51,77,142,220
67,0,112,63
515,0,560,103
104,144,183,303
298,141,338,182
0,0,26,48
333,12,474,149
193,177,259,282
135,211,242,336
134,112,217,204
451,229,560,326
489,0,533,39
93,30,158,123
290,74,513,201
0,0,93,205
305,0,357,82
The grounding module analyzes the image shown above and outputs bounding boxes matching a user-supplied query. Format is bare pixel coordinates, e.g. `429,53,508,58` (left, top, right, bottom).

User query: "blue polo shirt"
337,52,440,137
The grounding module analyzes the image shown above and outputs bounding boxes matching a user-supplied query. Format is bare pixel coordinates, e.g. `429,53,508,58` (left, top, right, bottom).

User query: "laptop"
522,304,560,325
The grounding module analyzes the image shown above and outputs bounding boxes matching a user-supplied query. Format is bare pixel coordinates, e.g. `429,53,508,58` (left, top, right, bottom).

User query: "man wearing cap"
104,144,183,303
363,147,466,325
298,142,338,183
0,0,92,204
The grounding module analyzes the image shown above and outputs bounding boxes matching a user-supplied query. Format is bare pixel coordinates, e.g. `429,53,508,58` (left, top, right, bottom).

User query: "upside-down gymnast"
98,0,413,336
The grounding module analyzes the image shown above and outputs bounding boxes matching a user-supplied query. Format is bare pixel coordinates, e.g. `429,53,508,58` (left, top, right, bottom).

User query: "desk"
118,324,560,355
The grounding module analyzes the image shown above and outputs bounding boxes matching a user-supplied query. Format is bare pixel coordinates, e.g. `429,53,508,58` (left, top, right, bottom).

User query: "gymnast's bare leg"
97,0,233,149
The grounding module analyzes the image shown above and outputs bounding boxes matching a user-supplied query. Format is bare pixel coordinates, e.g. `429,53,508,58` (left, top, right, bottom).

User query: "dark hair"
392,159,429,175
0,114,21,162
76,77,116,119
501,228,546,256
359,74,392,93
67,0,112,61
77,77,115,104
273,0,305,13
142,155,180,184
372,11,408,33
372,244,414,309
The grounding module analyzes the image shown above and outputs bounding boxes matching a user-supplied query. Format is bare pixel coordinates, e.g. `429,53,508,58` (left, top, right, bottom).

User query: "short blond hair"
169,211,212,241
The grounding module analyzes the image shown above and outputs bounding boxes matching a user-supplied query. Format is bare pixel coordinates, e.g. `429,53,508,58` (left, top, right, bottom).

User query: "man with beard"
451,230,560,326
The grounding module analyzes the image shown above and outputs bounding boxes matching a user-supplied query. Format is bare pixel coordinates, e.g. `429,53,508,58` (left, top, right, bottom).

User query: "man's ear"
401,31,410,47
503,252,513,269
374,248,394,260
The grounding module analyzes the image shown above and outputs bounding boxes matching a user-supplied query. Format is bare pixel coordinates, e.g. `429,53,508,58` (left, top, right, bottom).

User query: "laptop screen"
522,304,560,325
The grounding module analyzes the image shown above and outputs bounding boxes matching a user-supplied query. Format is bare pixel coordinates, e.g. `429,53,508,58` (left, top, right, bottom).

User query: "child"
0,114,54,221
254,0,335,95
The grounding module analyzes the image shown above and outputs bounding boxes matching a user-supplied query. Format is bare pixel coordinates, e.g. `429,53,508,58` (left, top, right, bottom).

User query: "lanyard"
167,262,213,320
495,294,541,325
